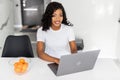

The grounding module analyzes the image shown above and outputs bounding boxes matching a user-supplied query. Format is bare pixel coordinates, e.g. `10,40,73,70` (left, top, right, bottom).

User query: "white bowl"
9,57,31,75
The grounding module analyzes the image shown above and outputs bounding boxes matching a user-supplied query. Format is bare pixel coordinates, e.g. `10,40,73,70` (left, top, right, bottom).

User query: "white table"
0,58,120,80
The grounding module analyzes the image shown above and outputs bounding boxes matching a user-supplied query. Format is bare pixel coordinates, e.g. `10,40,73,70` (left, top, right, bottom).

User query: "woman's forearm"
38,52,60,64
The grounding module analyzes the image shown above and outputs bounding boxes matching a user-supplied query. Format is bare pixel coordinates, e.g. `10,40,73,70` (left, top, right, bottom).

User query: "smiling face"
51,9,63,30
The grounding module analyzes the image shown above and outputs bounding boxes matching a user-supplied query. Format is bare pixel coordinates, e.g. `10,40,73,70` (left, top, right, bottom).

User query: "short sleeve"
68,27,75,41
37,27,45,42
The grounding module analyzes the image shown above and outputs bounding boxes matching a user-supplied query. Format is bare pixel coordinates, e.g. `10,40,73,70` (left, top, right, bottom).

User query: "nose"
55,16,61,20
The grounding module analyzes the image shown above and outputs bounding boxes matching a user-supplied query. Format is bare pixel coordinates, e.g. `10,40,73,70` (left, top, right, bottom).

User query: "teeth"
55,21,60,24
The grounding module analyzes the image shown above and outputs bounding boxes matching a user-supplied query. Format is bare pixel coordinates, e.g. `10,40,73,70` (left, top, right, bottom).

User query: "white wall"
52,0,120,58
0,0,14,55
116,22,120,61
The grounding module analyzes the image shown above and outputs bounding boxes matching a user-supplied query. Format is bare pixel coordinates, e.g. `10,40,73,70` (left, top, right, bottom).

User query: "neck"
51,25,61,30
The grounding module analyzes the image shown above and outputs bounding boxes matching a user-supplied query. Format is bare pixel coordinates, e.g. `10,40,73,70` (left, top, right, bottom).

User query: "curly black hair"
41,2,73,31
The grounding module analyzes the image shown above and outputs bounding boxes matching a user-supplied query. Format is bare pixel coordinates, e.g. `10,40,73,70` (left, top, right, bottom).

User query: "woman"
37,2,77,64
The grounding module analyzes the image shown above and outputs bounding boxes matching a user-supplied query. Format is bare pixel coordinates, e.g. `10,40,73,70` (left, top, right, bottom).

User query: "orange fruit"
14,62,19,67
24,62,28,67
13,58,29,74
14,67,21,73
21,67,27,72
19,58,25,63
23,64,28,69
17,63,23,69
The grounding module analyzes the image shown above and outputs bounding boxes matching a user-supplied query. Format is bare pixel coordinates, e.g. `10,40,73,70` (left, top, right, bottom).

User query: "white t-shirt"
37,24,75,58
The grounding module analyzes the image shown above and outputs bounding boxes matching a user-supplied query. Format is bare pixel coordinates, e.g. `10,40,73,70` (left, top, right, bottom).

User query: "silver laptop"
48,50,100,76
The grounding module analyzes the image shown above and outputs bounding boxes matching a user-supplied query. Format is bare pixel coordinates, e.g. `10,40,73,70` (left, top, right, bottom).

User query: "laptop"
48,50,100,76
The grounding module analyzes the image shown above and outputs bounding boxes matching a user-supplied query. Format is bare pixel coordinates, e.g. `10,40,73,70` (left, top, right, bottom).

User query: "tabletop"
0,58,120,80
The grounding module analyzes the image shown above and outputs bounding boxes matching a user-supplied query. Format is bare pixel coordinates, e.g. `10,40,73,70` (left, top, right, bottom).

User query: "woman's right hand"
54,58,60,64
